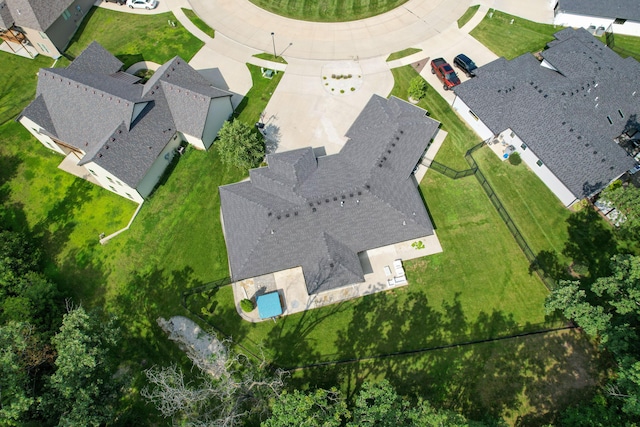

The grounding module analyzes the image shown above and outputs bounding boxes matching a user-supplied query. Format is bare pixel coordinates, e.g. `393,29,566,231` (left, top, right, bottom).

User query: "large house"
0,0,94,58
554,0,640,37
220,95,440,294
453,28,639,207
18,42,234,203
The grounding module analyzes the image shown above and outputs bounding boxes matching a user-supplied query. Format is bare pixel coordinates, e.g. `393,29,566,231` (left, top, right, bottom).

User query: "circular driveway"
189,0,472,60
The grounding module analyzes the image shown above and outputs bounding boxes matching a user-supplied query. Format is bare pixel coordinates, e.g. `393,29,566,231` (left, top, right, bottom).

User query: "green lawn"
470,9,561,59
0,54,53,125
233,65,284,123
64,7,204,68
386,47,422,62
252,53,288,64
457,4,480,28
248,0,407,22
181,8,215,39
602,33,640,62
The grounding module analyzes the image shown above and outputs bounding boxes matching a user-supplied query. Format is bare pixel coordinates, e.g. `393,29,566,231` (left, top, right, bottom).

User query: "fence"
427,140,556,291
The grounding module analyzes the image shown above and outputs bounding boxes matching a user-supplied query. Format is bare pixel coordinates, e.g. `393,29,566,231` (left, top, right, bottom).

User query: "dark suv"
453,54,477,77
104,0,125,4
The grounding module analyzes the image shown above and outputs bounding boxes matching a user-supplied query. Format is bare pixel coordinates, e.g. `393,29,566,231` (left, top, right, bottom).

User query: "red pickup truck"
430,58,461,90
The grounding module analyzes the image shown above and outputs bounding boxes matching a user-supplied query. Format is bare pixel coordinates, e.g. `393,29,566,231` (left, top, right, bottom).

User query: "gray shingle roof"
454,28,638,200
220,95,440,294
0,1,14,29
1,0,74,31
19,42,233,188
556,0,640,22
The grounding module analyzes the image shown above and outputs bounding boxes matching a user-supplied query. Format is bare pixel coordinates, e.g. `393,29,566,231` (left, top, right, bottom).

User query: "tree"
601,183,640,241
546,255,640,417
0,322,36,426
0,230,40,298
142,342,286,427
42,305,122,427
215,120,265,170
408,76,427,101
262,388,348,427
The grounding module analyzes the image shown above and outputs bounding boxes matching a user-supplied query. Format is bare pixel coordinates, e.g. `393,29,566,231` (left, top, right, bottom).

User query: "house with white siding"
18,42,234,203
553,0,640,37
453,28,639,207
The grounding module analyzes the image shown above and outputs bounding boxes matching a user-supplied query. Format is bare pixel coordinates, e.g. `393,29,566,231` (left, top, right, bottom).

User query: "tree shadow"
0,152,28,230
562,208,617,280
284,287,597,425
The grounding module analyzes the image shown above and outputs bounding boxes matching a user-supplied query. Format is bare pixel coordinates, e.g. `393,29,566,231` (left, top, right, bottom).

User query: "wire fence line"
425,140,556,290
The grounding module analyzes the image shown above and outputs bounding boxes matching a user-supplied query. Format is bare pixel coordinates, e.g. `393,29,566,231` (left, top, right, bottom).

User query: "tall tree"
42,305,122,427
262,388,348,427
215,120,265,170
0,322,36,426
546,255,640,416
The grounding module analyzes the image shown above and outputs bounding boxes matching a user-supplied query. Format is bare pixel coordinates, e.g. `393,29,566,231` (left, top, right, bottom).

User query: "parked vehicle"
430,58,460,90
453,54,478,77
126,0,158,9
104,0,125,4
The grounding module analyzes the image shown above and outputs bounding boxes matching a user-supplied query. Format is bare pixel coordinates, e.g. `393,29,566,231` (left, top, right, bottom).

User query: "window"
36,43,49,54
62,9,71,20
89,169,97,176
536,160,543,167
116,180,123,186
109,186,117,192
614,18,626,25
469,110,479,121
106,176,114,183
618,109,624,118
607,116,613,125
521,143,527,151
39,32,48,39
126,193,134,199
510,131,515,138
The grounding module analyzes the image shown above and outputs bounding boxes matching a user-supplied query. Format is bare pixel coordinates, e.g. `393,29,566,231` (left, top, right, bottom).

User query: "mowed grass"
0,54,53,125
457,4,480,28
248,0,407,22
470,9,561,59
181,8,215,39
386,47,422,62
601,33,640,62
64,7,204,68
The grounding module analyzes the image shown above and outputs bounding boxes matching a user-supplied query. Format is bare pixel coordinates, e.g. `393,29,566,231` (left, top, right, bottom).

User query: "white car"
126,0,157,9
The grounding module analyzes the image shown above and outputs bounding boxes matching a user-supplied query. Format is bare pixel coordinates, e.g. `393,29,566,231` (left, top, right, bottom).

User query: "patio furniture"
393,259,405,277
384,266,392,276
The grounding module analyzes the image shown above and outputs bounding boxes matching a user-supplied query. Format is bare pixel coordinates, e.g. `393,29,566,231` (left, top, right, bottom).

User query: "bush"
408,76,427,100
240,299,255,312
508,152,522,165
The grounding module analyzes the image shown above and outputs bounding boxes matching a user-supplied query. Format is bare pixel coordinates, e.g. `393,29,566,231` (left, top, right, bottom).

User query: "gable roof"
454,28,638,200
555,0,640,22
0,0,74,31
220,95,440,294
19,41,233,188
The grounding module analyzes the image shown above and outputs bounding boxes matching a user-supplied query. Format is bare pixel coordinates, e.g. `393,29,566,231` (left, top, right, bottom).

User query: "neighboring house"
18,41,234,203
220,95,440,294
453,28,638,207
553,0,640,36
0,0,94,58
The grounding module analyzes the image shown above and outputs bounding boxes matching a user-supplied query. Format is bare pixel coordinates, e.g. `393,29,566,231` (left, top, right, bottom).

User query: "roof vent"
333,196,337,201
312,207,316,212
341,195,346,199
329,263,334,268
593,151,598,155
285,213,290,218
400,130,404,134
350,193,353,197
267,212,272,216
309,202,314,207
365,184,370,189
276,215,281,220
325,199,330,203
294,211,298,216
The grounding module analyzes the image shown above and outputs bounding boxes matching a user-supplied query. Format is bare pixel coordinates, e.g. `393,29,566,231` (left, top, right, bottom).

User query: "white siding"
19,116,66,155
136,133,183,197
452,96,494,141
554,12,640,36
181,132,205,150
499,129,579,207
82,161,144,204
201,97,233,150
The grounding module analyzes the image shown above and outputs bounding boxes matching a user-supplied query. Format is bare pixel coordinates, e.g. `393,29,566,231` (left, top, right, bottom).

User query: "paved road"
95,0,554,153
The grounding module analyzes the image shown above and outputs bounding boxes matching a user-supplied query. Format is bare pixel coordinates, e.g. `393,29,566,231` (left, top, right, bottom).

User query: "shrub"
351,87,355,91
408,76,427,100
508,152,522,165
340,89,344,93
215,120,265,170
240,299,255,312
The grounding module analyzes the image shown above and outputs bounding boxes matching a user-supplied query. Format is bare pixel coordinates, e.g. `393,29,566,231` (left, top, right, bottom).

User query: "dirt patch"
411,58,429,74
